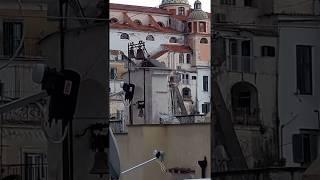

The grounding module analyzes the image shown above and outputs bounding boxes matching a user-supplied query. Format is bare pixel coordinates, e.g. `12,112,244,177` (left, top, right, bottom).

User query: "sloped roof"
162,44,192,53
150,50,169,59
110,3,170,15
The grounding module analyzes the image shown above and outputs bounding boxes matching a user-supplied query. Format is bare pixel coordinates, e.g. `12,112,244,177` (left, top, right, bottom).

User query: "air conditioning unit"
292,133,318,163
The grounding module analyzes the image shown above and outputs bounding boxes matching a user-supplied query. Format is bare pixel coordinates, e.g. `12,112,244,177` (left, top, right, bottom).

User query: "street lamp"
127,41,149,124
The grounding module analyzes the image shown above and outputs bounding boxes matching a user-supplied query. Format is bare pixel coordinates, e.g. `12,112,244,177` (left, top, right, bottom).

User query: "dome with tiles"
188,0,208,20
160,0,189,6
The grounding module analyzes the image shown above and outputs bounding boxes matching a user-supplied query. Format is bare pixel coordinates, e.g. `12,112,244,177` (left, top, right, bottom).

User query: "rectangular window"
192,76,197,80
199,22,206,32
25,153,47,180
3,21,23,56
244,0,255,7
178,7,185,15
261,46,275,57
203,76,208,91
202,103,210,114
110,68,117,80
179,53,184,64
296,45,312,95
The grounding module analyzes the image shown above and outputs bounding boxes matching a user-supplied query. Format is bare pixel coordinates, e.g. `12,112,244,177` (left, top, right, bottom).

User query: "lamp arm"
121,157,157,175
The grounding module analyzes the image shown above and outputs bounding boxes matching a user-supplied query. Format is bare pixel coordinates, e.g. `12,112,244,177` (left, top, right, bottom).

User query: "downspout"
275,22,281,164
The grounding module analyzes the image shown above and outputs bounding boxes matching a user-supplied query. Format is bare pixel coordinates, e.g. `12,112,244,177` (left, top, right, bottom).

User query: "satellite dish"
109,127,121,179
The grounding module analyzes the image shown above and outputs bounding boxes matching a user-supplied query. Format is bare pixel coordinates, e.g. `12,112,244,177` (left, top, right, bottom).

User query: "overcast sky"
109,0,211,12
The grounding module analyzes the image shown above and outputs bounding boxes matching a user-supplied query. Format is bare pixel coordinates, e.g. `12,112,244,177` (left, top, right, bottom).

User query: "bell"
128,47,135,59
135,47,145,60
90,151,109,177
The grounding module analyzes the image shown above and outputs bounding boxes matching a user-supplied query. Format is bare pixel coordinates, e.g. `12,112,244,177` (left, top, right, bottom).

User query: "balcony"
0,38,45,60
1,163,48,180
232,108,260,126
226,55,255,73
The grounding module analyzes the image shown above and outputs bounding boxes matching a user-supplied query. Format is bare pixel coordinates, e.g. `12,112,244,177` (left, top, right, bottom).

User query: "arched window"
110,18,119,24
169,37,177,43
231,81,259,125
199,22,206,32
120,33,129,39
200,38,208,44
146,35,154,41
179,53,184,63
182,87,191,98
157,22,165,27
186,54,191,63
134,19,142,25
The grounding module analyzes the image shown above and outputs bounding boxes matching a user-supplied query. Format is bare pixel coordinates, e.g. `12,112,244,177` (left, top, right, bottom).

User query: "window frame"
169,37,177,43
200,38,208,44
178,7,185,15
296,45,313,95
203,76,209,92
199,22,206,33
120,33,129,40
3,21,24,56
146,35,155,41
179,53,184,64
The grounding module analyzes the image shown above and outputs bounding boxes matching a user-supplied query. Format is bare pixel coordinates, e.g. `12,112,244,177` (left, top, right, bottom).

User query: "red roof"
150,50,169,59
110,23,179,33
162,44,192,53
110,3,171,15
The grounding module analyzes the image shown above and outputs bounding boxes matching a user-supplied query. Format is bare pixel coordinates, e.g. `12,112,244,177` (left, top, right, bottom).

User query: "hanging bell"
90,151,109,177
135,47,145,60
128,47,135,59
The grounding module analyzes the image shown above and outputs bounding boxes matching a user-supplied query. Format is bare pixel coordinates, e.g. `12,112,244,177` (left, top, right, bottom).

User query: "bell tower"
187,0,210,66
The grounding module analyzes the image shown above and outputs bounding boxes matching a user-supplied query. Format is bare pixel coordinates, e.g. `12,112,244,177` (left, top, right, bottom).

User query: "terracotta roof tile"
110,3,171,15
162,44,192,53
150,50,169,59
110,22,180,33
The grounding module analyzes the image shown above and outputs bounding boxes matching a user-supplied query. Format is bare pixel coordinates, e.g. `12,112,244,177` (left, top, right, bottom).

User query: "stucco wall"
115,124,211,180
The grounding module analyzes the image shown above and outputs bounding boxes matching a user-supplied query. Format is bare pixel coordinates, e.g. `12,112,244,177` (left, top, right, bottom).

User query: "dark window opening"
110,68,117,80
244,0,255,7
221,0,236,5
3,21,23,56
110,18,119,23
182,87,191,98
296,45,312,95
202,103,210,114
188,22,192,32
158,22,165,27
203,76,208,91
120,33,129,39
146,35,155,41
200,38,208,44
186,54,191,63
169,37,177,43
261,46,275,57
192,76,197,80
178,7,185,15
134,19,142,25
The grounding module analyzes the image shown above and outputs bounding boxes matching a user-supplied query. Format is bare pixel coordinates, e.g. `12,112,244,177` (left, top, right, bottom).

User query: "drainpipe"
275,23,281,165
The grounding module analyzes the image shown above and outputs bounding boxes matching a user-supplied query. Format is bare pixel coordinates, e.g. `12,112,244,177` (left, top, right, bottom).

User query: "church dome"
188,0,208,20
160,0,189,6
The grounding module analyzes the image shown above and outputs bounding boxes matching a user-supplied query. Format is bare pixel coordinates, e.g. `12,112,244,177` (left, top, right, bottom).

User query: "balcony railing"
110,112,127,133
1,164,48,180
0,38,44,59
227,55,255,73
172,114,210,124
232,108,260,126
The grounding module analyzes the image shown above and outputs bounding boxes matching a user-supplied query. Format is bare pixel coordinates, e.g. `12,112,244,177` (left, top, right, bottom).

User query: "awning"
303,157,320,180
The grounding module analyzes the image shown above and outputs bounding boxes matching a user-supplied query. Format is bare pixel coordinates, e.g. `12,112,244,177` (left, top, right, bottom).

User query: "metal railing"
0,38,43,59
232,108,260,126
227,55,255,73
1,164,48,180
110,112,127,133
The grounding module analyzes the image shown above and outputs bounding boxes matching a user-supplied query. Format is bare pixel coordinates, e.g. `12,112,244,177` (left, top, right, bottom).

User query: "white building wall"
278,25,320,167
197,67,211,114
109,29,184,56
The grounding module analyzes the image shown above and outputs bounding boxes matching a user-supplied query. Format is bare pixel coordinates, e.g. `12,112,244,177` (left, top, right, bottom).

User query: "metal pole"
121,157,157,174
128,44,133,125
143,68,146,124
0,81,3,180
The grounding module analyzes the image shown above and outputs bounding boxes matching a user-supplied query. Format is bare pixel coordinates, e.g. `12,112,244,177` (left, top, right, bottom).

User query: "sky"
109,0,211,12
